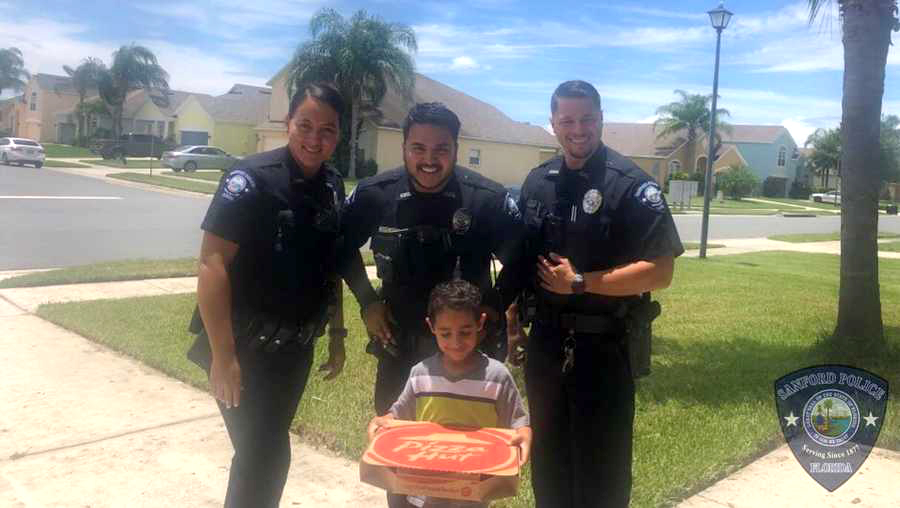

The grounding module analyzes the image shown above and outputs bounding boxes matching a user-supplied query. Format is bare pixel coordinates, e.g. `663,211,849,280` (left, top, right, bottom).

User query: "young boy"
367,280,532,508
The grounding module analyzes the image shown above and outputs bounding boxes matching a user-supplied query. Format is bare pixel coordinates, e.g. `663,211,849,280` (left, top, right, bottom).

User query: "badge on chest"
582,188,603,214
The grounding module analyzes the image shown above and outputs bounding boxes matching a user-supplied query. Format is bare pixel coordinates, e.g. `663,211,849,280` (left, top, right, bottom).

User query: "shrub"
358,158,378,178
670,170,691,180
789,180,812,199
718,164,759,200
762,176,787,198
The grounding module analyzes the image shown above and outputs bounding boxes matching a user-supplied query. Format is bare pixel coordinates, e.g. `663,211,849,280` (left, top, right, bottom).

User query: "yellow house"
172,84,271,155
257,71,558,185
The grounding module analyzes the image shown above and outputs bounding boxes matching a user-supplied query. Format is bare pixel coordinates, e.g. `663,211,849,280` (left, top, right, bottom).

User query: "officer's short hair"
403,102,461,145
288,82,345,120
428,280,482,322
551,80,602,114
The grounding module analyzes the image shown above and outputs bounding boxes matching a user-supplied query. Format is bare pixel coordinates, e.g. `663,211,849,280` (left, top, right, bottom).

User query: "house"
13,73,96,143
257,70,559,185
0,96,22,136
602,122,802,196
54,84,270,155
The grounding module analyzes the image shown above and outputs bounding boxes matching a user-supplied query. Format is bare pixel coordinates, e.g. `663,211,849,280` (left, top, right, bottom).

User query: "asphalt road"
0,164,210,270
1,163,899,269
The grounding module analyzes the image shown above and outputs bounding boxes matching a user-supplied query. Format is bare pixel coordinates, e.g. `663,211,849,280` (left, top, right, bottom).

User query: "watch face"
572,274,586,294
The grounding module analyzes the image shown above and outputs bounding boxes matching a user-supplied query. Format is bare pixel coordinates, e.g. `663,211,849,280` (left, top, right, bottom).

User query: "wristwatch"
571,272,586,295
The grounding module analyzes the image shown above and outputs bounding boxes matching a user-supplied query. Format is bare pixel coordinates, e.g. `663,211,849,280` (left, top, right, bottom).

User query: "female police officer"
189,82,354,508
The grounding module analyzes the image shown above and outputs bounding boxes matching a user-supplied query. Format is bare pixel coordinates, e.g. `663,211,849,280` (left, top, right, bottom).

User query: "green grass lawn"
762,197,842,211
163,170,225,183
769,232,900,243
107,172,216,194
81,159,168,169
0,258,198,288
682,242,724,250
666,195,797,211
35,251,900,508
880,241,900,252
42,159,93,168
42,143,95,158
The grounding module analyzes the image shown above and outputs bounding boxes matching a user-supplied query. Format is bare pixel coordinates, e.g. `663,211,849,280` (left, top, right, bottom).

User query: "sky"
4,0,899,145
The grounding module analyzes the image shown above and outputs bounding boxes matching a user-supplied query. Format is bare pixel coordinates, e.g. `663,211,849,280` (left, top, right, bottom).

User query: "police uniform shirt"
520,145,684,311
341,166,526,323
201,146,345,318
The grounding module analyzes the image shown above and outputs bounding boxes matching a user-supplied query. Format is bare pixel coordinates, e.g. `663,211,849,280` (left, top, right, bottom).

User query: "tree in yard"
97,44,169,139
77,98,110,139
63,57,106,144
0,47,29,96
654,89,733,175
807,0,899,350
717,164,758,200
805,127,842,189
288,8,416,178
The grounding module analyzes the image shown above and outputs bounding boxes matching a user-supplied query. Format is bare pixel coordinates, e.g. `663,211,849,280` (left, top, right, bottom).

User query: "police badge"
452,208,472,235
774,365,889,491
582,189,602,214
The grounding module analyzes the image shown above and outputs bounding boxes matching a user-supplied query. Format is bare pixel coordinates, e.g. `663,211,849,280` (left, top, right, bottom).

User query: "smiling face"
403,123,457,193
551,96,603,169
286,96,340,178
427,308,486,369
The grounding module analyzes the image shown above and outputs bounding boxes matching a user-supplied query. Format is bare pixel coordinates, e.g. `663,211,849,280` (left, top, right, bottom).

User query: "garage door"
180,131,209,145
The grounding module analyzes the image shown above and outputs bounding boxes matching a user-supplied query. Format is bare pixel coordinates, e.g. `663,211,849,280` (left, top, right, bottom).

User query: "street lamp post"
699,2,733,259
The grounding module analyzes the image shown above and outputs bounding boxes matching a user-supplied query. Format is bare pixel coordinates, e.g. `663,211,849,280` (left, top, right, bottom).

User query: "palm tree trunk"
349,100,360,178
833,2,891,346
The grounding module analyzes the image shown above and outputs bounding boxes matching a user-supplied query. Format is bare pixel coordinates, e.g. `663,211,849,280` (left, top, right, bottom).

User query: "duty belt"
537,309,625,336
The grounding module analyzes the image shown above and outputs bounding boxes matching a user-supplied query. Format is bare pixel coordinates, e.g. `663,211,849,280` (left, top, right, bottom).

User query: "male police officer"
342,103,524,412
505,80,683,507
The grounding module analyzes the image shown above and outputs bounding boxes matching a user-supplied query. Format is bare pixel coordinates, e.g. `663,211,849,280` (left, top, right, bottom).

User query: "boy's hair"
403,102,461,145
551,80,602,114
427,280,482,321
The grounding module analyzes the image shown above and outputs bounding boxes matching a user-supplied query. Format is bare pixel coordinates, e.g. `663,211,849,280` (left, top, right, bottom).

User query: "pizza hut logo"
368,425,517,474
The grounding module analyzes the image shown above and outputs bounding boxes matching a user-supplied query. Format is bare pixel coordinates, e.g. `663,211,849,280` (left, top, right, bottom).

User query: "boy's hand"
509,426,533,466
505,302,527,367
367,414,395,441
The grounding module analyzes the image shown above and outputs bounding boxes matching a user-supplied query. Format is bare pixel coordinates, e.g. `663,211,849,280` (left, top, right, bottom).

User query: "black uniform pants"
216,344,315,508
524,323,635,508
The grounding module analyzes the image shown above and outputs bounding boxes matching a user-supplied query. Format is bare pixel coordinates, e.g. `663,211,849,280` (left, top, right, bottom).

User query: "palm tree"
288,8,416,178
0,47,29,96
63,57,106,144
654,90,732,175
808,0,899,349
77,98,110,138
805,127,842,189
97,44,169,138
823,399,834,430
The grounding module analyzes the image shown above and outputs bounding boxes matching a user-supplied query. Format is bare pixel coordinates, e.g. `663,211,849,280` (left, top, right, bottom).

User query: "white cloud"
449,56,482,71
609,5,706,21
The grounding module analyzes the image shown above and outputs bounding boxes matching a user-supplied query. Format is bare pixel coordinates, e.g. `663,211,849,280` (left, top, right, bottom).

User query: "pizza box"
360,420,520,502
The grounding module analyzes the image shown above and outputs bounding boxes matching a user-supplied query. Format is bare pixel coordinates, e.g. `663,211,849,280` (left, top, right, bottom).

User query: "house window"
30,92,37,112
792,147,800,160
777,146,787,167
469,148,481,166
668,160,681,173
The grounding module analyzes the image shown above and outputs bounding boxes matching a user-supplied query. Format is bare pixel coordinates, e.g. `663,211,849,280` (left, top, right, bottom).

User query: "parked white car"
810,190,841,205
161,145,239,172
0,137,46,168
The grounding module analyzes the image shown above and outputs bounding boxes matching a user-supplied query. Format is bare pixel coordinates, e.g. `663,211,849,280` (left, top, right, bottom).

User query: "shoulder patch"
504,192,521,219
222,170,255,201
634,181,666,213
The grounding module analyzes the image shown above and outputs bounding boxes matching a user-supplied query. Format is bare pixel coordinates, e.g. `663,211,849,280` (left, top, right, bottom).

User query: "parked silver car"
161,145,239,172
810,190,841,205
0,137,46,168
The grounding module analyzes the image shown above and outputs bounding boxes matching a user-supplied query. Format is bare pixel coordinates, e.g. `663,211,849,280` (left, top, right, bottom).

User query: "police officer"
188,82,357,508
339,102,525,507
504,80,684,507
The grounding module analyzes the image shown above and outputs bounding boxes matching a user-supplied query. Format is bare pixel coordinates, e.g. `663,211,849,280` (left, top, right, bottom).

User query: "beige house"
14,73,94,142
257,71,558,185
0,96,21,135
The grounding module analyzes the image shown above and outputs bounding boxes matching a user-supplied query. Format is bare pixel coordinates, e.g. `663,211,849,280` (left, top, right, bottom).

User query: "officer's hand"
367,414,395,441
210,353,242,408
537,252,576,295
364,301,396,344
505,302,527,367
319,336,345,380
509,426,533,466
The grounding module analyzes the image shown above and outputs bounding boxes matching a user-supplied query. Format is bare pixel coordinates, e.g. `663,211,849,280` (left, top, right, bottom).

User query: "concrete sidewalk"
2,240,899,507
